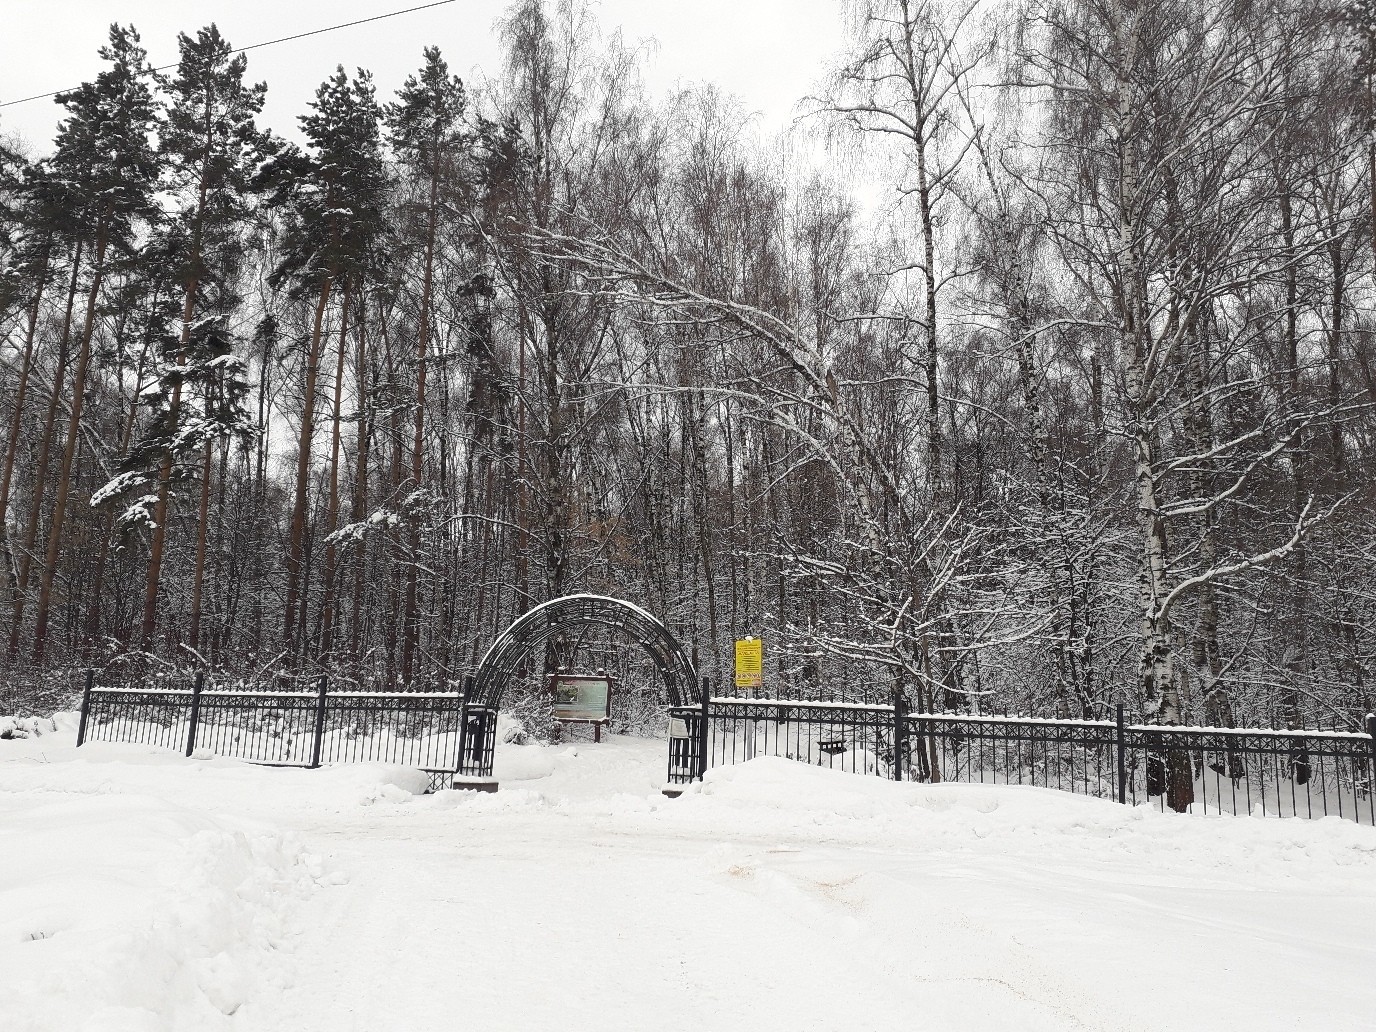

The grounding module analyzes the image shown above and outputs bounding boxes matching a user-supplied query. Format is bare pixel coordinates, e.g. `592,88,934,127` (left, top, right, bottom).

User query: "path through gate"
463,594,703,790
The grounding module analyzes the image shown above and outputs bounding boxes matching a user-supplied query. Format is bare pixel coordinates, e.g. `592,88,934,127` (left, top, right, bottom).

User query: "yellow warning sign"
734,638,763,688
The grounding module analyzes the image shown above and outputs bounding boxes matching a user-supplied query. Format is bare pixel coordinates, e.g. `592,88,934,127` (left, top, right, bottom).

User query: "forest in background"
1,0,1374,730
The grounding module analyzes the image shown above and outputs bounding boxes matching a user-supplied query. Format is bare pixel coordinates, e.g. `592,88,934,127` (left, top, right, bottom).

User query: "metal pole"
697,677,710,781
892,685,907,782
1116,702,1127,804
1366,714,1376,805
185,670,205,758
457,674,473,776
309,674,329,768
76,668,94,747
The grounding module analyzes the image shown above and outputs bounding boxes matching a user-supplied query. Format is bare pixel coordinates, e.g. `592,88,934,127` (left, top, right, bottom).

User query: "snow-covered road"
4,723,1374,1031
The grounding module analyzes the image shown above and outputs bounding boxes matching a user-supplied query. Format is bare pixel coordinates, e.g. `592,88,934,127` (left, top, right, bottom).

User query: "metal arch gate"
454,594,705,791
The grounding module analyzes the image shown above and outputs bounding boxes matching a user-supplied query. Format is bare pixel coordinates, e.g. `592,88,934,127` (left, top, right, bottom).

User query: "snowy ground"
3,716,1375,1032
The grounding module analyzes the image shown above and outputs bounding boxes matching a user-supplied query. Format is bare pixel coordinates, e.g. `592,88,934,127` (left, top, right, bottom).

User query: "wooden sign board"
734,638,763,688
550,675,611,721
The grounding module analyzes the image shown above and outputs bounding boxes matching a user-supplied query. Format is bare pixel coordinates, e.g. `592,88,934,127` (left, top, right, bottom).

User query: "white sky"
0,0,849,153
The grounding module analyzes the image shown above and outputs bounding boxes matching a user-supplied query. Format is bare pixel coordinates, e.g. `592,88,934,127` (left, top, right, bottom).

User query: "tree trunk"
143,163,212,646
9,240,82,658
187,435,215,653
85,317,153,649
915,142,940,495
349,307,372,665
1327,241,1345,475
402,174,440,686
1111,9,1188,811
33,224,111,662
321,283,353,660
0,242,51,597
1279,188,1306,728
284,276,335,660
1183,315,1232,729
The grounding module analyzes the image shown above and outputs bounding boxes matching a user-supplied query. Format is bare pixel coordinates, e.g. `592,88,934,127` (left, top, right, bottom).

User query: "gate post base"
452,777,499,793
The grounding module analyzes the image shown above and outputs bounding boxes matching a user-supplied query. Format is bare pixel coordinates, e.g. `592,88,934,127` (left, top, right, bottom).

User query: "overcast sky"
0,0,847,153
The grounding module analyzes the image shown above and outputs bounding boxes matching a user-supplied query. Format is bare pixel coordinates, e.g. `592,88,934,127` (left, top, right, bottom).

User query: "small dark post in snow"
309,675,329,768
1116,702,1127,804
185,670,205,758
75,668,94,747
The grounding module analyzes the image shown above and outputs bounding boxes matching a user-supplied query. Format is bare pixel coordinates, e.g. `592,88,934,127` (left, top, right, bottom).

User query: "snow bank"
300,763,430,804
1,794,331,1032
0,710,79,740
675,757,1376,882
492,741,564,782
0,714,438,809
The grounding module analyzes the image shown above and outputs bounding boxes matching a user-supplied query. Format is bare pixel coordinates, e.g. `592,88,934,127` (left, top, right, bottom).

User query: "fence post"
696,677,710,781
458,675,473,775
1366,713,1376,793
892,686,907,781
185,670,205,758
1115,702,1127,804
309,675,329,768
76,668,94,747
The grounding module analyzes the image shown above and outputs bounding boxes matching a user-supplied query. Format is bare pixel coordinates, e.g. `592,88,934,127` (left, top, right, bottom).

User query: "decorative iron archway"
470,594,699,709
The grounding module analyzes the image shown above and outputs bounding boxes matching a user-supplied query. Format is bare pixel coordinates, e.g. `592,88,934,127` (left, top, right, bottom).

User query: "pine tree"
384,47,471,681
31,25,159,662
135,24,268,649
0,164,68,609
0,136,30,319
83,239,181,651
262,66,385,664
8,232,81,662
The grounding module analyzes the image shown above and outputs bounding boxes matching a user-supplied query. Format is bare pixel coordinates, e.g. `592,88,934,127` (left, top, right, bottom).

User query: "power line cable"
0,0,460,109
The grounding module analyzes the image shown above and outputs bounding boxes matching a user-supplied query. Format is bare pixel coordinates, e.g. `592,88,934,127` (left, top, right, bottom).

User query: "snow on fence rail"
75,671,496,791
673,694,1376,824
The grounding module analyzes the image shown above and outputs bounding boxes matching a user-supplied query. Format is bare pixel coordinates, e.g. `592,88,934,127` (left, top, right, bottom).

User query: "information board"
550,675,611,721
734,638,763,688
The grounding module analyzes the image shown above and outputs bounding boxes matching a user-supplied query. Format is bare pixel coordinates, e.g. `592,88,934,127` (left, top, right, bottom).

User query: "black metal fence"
75,668,1376,820
672,692,1376,824
75,671,498,791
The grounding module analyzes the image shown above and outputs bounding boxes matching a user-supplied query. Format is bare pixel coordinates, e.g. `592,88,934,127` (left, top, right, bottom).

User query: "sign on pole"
550,675,611,721
734,637,763,688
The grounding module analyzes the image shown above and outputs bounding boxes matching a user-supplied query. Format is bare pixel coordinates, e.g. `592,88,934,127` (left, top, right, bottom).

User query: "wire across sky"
0,0,461,109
